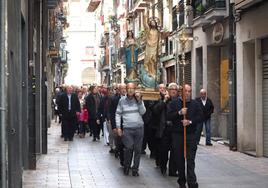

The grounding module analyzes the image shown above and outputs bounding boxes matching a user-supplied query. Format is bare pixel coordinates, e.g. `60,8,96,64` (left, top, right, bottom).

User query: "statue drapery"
124,31,139,82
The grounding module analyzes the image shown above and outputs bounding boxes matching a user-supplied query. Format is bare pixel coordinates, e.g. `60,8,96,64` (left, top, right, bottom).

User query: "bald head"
127,83,136,89
158,83,166,95
184,84,192,100
200,88,207,99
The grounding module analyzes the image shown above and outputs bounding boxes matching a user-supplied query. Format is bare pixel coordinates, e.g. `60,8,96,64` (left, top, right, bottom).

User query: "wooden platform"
140,89,160,101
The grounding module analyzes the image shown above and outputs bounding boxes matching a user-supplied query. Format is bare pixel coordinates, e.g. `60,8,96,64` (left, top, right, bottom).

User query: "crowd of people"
52,82,214,188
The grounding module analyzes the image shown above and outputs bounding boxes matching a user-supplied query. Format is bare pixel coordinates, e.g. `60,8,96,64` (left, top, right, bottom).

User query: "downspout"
0,0,8,187
229,0,237,151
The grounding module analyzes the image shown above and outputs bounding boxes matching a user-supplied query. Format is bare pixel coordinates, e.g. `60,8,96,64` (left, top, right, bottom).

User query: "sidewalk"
23,122,71,188
23,121,268,188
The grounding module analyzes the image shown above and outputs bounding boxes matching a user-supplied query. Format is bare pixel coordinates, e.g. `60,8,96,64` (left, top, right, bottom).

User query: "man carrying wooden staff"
167,84,202,188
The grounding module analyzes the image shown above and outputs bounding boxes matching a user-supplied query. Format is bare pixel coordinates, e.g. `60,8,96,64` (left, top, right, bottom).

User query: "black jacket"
152,97,172,138
167,97,203,135
195,97,214,121
85,93,101,120
109,94,121,129
97,95,111,120
142,100,156,128
58,93,80,120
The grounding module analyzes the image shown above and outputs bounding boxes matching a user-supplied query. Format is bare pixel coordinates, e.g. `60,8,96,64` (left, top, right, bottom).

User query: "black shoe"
97,136,100,140
64,138,68,141
109,149,115,153
120,160,124,167
188,182,199,188
160,167,166,175
132,171,139,177
206,143,213,146
89,133,92,137
177,179,186,188
123,167,129,175
93,138,96,142
155,160,160,167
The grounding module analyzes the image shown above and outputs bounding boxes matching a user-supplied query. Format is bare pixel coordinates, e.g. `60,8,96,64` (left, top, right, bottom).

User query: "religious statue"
124,30,139,82
143,12,160,78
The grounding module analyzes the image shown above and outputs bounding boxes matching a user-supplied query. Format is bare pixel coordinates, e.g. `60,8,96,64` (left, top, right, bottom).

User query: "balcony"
193,0,226,27
235,0,263,10
205,0,227,21
131,0,150,13
87,0,101,12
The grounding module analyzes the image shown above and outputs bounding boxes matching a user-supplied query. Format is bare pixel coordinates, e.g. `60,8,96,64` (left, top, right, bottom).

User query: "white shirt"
201,98,207,106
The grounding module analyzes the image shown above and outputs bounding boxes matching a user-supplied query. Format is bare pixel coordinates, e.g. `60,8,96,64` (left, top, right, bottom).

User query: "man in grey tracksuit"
116,83,146,176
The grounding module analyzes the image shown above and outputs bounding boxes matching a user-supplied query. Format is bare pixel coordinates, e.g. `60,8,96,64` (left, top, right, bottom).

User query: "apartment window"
178,0,184,28
165,39,169,56
193,0,204,17
169,40,173,55
172,6,178,31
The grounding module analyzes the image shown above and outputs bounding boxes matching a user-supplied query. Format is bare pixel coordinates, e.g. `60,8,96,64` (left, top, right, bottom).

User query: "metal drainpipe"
229,0,237,151
0,0,8,187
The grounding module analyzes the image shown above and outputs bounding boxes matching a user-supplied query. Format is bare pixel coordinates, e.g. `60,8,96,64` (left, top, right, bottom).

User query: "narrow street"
23,121,268,188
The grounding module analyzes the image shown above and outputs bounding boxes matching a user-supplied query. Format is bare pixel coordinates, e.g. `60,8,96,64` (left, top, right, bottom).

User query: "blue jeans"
196,118,211,144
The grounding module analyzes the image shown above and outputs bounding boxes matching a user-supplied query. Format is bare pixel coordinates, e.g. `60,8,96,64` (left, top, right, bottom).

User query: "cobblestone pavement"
23,122,268,188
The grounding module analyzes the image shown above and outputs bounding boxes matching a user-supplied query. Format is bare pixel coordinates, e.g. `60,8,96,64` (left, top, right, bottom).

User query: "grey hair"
168,82,178,90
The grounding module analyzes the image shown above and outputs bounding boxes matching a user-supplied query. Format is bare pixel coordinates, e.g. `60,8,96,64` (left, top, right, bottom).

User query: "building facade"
235,0,268,157
0,0,66,187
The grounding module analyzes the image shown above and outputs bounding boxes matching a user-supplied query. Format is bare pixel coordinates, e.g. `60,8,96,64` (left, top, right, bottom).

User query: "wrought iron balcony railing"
193,0,226,18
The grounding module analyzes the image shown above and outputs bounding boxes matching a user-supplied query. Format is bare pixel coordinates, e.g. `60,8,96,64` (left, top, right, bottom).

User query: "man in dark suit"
85,85,101,141
58,85,80,141
167,84,202,188
109,83,126,166
195,89,214,146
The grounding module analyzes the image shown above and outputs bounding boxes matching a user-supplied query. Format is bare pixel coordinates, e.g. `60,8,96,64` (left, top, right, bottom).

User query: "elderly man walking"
195,89,214,146
116,83,146,176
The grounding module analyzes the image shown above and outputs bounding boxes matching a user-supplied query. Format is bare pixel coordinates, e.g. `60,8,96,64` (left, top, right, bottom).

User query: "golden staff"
177,25,195,159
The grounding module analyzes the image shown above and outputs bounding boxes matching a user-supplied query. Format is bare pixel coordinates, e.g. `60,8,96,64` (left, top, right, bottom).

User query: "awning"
87,0,101,12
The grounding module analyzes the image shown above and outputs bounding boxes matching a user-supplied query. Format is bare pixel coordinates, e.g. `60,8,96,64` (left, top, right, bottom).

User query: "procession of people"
53,82,214,188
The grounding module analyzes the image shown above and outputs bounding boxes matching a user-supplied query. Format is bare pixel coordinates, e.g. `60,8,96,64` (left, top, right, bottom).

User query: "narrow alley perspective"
2,0,268,188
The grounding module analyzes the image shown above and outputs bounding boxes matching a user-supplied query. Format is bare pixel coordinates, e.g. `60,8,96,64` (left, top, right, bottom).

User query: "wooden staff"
178,25,191,160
